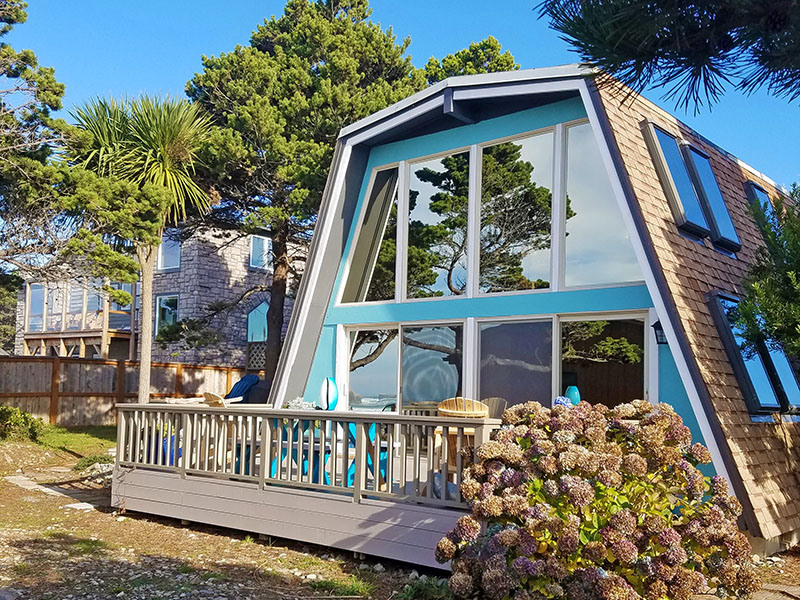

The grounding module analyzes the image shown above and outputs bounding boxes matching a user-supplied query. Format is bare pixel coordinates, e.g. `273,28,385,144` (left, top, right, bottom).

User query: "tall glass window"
155,294,179,336
66,283,84,330
646,124,710,236
158,232,181,270
684,147,740,252
746,182,778,224
46,284,62,331
402,325,463,406
250,235,273,270
480,131,554,292
28,283,44,332
341,168,399,303
565,123,641,287
348,328,399,411
407,152,470,298
561,318,645,407
479,320,552,407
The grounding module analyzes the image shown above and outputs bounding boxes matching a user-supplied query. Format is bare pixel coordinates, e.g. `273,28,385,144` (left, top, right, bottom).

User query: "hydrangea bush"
435,400,760,600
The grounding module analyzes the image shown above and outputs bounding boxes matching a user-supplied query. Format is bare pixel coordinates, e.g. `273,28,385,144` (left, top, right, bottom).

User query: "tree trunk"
136,244,157,404
264,233,289,383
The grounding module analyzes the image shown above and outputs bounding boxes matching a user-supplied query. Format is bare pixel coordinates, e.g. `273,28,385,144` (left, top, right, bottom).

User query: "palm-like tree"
70,96,211,403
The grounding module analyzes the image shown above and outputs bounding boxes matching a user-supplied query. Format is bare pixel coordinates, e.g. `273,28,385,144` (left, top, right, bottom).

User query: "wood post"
353,422,367,504
49,357,61,425
226,367,233,392
175,364,183,397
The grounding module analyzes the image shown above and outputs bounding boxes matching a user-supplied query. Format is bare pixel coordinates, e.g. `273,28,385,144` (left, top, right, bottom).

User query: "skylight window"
683,146,741,252
746,181,778,223
644,123,710,237
709,293,800,414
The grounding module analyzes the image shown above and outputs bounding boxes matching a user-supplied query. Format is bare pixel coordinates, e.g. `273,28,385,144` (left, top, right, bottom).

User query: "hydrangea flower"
437,400,759,600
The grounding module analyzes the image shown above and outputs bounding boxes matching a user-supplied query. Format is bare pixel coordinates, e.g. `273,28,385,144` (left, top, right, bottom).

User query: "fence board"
0,357,264,426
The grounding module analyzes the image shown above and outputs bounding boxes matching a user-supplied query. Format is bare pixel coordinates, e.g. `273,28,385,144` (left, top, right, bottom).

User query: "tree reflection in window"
407,152,470,298
480,133,556,292
561,319,644,407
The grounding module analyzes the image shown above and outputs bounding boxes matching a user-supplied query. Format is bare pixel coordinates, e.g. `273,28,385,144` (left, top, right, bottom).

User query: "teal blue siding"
304,324,337,406
659,343,714,474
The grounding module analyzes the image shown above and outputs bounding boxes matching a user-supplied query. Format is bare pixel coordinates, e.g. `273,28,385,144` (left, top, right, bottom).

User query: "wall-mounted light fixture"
651,320,668,345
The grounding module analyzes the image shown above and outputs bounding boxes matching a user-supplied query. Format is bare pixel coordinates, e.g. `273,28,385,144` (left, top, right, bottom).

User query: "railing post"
259,416,269,490
473,420,492,463
353,421,367,503
180,412,189,478
116,409,126,466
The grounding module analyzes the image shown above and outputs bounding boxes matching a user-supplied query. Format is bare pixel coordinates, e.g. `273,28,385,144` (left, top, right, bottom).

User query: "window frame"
682,145,741,252
249,234,273,271
336,310,652,412
745,181,778,224
707,291,796,415
641,121,711,239
154,293,180,338
157,232,181,271
336,118,645,307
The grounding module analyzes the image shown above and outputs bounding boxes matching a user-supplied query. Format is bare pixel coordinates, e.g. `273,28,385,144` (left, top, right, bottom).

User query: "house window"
45,284,62,332
644,122,741,252
479,320,552,407
708,293,800,413
155,294,179,336
683,147,741,252
402,325,463,405
746,182,778,224
66,283,84,330
247,300,269,342
407,151,470,298
158,231,181,270
250,235,273,270
348,328,399,411
565,122,641,287
560,317,645,408
644,123,711,237
28,283,44,332
480,131,554,292
109,282,133,330
340,168,399,303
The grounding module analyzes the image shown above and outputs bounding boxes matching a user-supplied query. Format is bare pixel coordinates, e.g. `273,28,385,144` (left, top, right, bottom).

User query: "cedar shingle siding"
596,83,800,544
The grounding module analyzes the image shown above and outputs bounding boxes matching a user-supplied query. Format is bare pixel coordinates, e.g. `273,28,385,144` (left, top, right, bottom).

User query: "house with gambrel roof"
113,65,800,563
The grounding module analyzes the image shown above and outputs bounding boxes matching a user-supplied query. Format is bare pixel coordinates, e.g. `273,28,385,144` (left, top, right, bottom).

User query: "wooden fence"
0,356,263,426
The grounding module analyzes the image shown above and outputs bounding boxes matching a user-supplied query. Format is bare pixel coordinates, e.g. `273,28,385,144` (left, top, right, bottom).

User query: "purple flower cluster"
438,399,760,600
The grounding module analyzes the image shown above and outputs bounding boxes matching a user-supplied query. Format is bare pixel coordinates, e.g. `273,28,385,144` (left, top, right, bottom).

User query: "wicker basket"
437,397,489,418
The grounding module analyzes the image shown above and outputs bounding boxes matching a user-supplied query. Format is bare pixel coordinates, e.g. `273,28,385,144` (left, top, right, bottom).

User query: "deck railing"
116,404,501,509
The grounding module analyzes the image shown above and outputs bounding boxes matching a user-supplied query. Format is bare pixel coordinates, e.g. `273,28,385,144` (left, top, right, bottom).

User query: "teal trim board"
326,285,652,325
659,343,715,476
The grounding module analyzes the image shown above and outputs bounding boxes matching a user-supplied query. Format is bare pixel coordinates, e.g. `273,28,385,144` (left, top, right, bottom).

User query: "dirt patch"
0,471,437,599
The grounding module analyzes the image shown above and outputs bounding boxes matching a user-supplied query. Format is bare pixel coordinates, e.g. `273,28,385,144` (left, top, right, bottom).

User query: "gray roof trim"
338,63,590,139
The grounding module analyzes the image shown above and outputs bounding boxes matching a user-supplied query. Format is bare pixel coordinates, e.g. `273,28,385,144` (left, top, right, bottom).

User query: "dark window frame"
682,145,741,252
642,121,711,238
708,291,800,415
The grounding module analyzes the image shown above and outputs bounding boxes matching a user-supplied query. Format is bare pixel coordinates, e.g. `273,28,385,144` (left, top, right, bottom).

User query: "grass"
398,577,453,600
310,574,375,597
38,425,116,457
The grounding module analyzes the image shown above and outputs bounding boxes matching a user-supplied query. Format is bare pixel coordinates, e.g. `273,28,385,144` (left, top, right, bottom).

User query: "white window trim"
336,118,645,308
336,309,653,412
157,234,181,271
154,293,179,337
249,234,273,271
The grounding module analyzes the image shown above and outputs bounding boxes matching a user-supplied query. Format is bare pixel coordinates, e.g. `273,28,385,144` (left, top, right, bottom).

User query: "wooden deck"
112,404,501,567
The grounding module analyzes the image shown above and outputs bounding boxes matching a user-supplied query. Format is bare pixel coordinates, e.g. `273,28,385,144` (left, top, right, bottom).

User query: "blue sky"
11,1,799,187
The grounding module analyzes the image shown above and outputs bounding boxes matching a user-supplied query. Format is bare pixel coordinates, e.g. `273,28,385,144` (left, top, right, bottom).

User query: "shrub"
436,400,760,600
0,406,44,442
74,454,114,472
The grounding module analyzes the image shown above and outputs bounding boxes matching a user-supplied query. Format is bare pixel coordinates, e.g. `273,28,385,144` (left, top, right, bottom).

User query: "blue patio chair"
227,374,260,402
345,422,388,488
